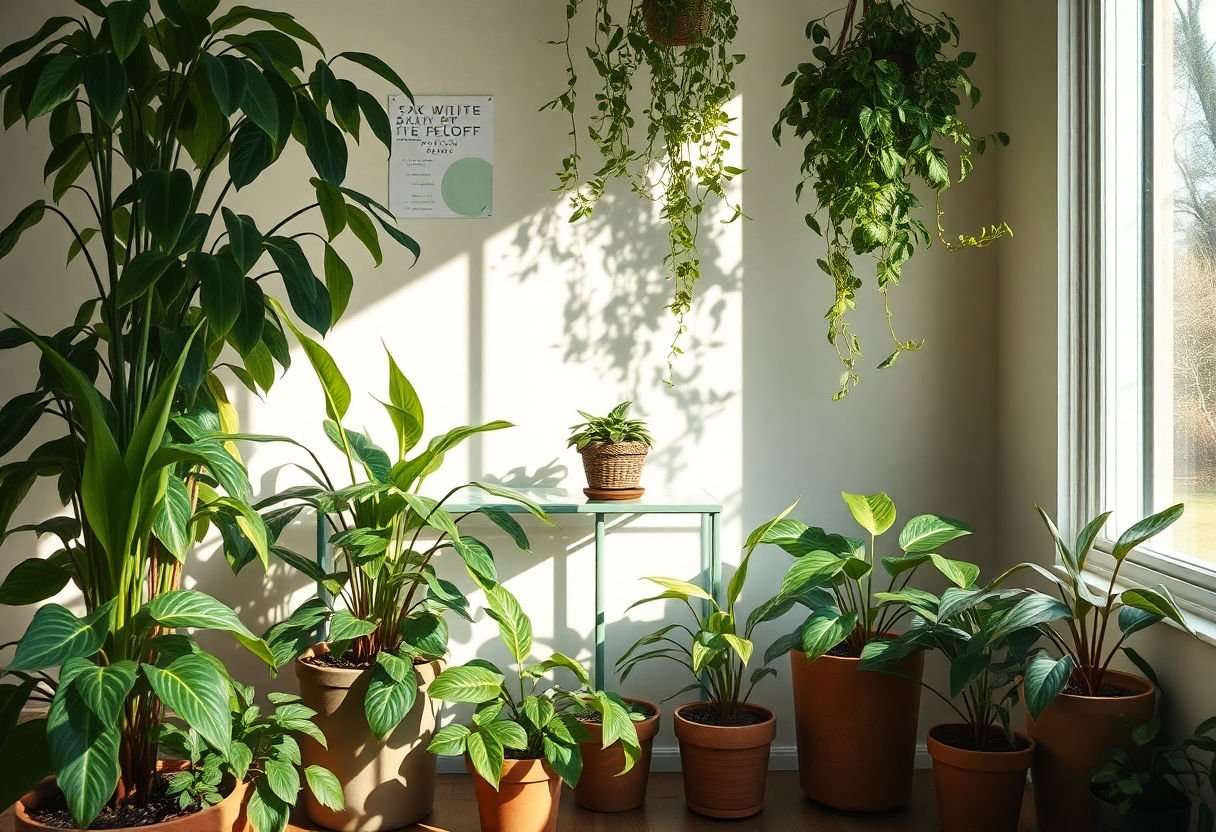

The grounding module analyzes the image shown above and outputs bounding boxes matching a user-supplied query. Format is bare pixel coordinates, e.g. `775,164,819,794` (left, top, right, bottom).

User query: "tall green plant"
543,0,744,382
0,1,417,824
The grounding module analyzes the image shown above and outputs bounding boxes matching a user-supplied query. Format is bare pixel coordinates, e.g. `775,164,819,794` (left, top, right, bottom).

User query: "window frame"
1060,0,1216,641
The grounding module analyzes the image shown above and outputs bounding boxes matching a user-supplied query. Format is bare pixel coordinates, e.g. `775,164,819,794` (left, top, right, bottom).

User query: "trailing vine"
774,0,1011,399
543,0,744,384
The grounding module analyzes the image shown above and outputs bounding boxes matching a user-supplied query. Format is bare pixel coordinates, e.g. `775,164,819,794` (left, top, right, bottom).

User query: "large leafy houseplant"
0,1,417,825
774,0,1011,398
544,0,744,382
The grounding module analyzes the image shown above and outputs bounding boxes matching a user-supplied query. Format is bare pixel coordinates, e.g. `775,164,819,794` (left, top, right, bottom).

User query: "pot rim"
791,640,925,667
1051,668,1157,703
926,723,1036,771
14,761,243,832
577,440,650,455
465,754,558,785
295,643,445,685
674,700,776,731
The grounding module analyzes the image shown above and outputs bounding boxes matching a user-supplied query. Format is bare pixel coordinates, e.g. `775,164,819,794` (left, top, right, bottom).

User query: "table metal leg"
710,511,722,604
699,514,713,614
316,513,331,639
594,512,606,690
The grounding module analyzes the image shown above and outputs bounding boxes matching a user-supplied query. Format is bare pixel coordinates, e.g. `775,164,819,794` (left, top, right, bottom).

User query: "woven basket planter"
642,0,710,46
579,441,649,490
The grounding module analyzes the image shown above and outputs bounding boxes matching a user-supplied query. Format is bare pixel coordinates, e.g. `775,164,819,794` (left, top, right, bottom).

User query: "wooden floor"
2,772,1036,831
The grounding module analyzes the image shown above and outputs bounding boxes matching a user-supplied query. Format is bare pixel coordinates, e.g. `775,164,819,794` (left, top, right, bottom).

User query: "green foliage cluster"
774,0,1011,398
543,0,744,383
567,400,654,449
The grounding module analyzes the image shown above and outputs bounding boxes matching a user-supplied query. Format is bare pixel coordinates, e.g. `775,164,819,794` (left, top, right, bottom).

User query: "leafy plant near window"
1003,504,1192,713
428,585,641,788
774,0,1011,398
158,682,342,832
566,401,654,449
232,326,553,741
543,0,744,382
0,0,416,824
756,492,976,662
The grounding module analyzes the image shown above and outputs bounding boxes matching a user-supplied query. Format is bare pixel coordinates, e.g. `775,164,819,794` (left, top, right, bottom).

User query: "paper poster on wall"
389,94,493,219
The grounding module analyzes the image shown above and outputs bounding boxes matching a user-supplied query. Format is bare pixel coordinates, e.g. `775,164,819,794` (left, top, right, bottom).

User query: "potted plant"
542,0,743,382
1002,504,1192,832
427,584,640,832
567,402,653,498
0,2,417,828
150,683,343,832
1089,717,1213,832
861,579,1073,832
616,508,795,819
231,332,553,830
571,697,660,813
754,491,974,811
774,0,1011,398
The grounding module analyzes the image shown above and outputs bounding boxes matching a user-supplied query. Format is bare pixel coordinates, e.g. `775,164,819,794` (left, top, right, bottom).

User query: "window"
1067,0,1216,618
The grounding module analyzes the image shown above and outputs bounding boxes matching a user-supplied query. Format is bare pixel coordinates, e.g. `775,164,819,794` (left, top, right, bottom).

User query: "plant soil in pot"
14,762,246,832
296,645,444,831
1026,670,1157,832
790,644,923,811
469,757,562,832
574,699,661,812
926,724,1035,832
673,702,776,819
642,0,709,46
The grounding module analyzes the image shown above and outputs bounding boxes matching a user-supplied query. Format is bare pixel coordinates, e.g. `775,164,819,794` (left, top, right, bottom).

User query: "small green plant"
756,492,975,663
428,586,640,788
567,401,654,449
1090,717,1214,826
1002,504,1192,714
774,0,1011,398
158,682,342,832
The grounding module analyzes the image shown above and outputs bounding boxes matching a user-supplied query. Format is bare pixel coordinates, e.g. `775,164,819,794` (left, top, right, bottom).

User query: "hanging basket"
642,0,710,46
579,441,649,490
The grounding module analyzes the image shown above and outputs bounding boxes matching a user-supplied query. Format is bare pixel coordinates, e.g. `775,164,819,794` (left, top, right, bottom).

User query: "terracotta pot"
13,761,247,832
790,645,924,811
573,699,661,813
1090,786,1191,832
295,644,444,831
926,724,1035,832
641,0,710,46
469,756,561,832
673,701,776,819
1026,670,1157,832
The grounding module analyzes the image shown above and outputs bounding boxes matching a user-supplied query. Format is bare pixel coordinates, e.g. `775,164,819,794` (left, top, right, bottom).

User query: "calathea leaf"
8,600,113,671
0,557,72,605
141,654,232,756
140,169,193,252
365,651,418,738
229,121,275,189
144,589,275,666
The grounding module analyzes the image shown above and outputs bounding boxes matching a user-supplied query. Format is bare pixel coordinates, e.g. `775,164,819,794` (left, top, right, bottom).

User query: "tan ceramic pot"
927,724,1036,832
295,644,443,831
673,701,776,819
790,645,924,811
573,699,661,812
469,756,561,832
1026,670,1157,832
13,761,247,832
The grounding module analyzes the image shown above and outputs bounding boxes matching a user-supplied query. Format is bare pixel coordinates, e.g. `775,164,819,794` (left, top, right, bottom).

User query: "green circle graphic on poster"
441,157,493,217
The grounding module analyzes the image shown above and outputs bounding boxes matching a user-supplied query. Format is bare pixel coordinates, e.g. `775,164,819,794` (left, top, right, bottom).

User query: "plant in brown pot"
754,491,975,811
616,507,799,819
861,577,1073,832
235,334,553,831
567,402,653,499
1000,503,1192,832
427,585,640,832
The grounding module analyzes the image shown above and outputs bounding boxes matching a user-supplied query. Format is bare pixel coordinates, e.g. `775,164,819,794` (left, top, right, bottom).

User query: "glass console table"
316,487,724,689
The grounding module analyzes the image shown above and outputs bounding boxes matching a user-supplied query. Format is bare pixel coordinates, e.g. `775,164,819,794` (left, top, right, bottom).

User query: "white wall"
0,0,1004,762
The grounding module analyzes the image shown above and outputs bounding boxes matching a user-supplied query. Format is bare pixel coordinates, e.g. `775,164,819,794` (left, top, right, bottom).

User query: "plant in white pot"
567,402,653,499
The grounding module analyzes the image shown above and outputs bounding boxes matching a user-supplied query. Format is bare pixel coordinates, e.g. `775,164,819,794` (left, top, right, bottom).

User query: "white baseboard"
438,744,932,774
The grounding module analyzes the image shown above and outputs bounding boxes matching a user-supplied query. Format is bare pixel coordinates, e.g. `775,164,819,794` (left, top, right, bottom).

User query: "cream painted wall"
0,0,1004,764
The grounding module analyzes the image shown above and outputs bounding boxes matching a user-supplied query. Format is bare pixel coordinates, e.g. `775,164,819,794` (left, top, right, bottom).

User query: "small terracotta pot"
296,644,444,831
469,756,561,832
13,761,247,832
927,724,1035,832
1090,785,1191,832
790,644,924,811
573,699,660,813
1026,670,1157,832
673,702,776,819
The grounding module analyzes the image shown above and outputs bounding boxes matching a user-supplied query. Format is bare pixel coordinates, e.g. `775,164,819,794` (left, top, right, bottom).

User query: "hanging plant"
543,0,744,384
774,0,1012,399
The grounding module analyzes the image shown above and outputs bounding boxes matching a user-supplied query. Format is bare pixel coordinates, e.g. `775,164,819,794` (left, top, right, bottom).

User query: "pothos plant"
774,0,1012,398
428,584,641,789
543,0,744,382
0,0,417,825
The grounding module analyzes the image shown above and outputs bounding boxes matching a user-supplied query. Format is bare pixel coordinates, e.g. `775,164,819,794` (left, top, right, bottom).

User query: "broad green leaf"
304,765,343,811
105,1,147,60
721,633,753,665
800,609,857,661
327,609,376,643
240,63,279,139
484,584,532,663
1023,652,1074,719
1072,510,1112,571
313,178,347,240
140,169,193,251
0,18,75,68
299,97,347,185
82,53,126,125
429,665,504,704
779,550,845,596
0,201,46,259
336,52,413,99
1035,504,1076,574
0,557,71,605
142,654,232,756
229,121,274,189
264,757,300,804
642,576,711,601
222,209,263,274
1113,504,1185,561
145,589,274,666
152,475,192,561
195,251,243,337
29,53,81,118
273,300,349,419
8,601,112,671
345,203,382,265
534,651,591,687
479,506,530,552
471,481,555,526
0,719,51,809
465,729,503,789
365,651,419,738
898,514,973,553
1120,586,1191,631
201,53,246,116
265,237,331,334
400,612,448,659
990,592,1072,643
247,780,290,832
929,554,981,589
453,535,497,585
842,491,896,536
428,723,471,756
1117,605,1162,637
733,500,799,607
323,244,353,325
46,663,126,828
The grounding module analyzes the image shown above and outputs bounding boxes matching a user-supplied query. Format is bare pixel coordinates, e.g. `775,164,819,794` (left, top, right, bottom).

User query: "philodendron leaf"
800,609,857,662
400,612,448,660
465,729,504,790
304,765,344,811
484,584,532,664
7,601,113,671
428,723,471,756
898,514,974,554
144,589,275,666
429,665,504,704
327,610,377,643
841,491,896,536
1120,586,1191,632
365,651,418,739
928,554,980,589
1112,504,1185,562
1022,652,1074,719
1117,604,1162,637
141,654,232,757
0,558,72,606
642,576,711,601
779,550,845,597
